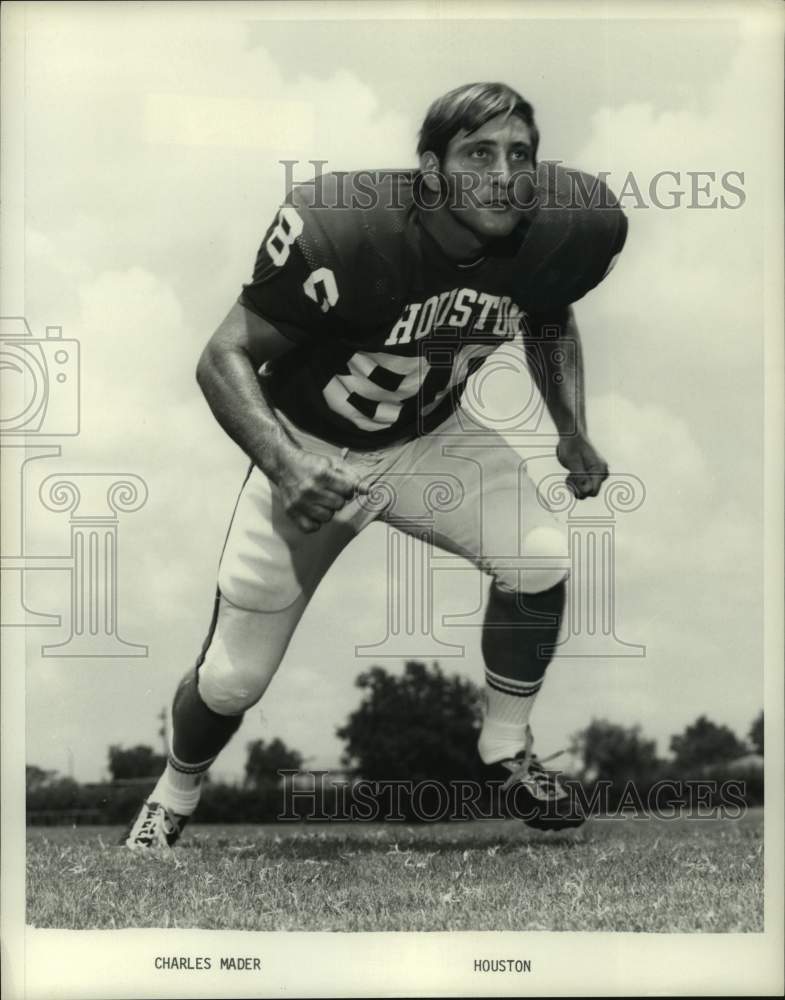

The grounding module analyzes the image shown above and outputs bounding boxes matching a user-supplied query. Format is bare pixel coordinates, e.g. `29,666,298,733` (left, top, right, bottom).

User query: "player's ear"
418,150,442,194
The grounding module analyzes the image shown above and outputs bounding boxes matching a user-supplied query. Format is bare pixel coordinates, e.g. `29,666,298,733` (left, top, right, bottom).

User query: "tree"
336,661,484,783
107,744,166,781
26,764,58,790
571,719,661,785
244,737,304,787
669,715,746,771
748,711,763,755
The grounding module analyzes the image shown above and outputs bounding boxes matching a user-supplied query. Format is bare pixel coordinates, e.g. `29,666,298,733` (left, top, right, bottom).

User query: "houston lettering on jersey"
384,289,524,346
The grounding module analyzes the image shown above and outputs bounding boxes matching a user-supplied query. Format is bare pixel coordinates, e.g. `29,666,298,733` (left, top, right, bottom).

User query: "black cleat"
485,726,586,831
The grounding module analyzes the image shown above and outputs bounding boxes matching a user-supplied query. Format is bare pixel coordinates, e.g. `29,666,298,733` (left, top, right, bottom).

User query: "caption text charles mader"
154,956,261,972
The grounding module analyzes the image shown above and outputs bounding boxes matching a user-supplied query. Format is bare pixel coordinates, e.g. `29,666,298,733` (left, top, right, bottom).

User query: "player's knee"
495,525,570,594
196,597,293,715
196,611,271,716
198,654,265,716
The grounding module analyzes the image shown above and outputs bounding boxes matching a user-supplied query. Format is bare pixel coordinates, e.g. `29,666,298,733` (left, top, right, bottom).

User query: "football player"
125,81,626,847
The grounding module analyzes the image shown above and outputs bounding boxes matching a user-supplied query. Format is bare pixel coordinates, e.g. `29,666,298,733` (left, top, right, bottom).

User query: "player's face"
440,114,538,240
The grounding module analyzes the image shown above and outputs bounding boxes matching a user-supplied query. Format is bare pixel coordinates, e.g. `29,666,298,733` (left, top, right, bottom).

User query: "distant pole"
66,746,74,779
157,707,168,754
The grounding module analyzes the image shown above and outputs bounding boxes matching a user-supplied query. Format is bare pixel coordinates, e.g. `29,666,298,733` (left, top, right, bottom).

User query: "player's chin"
463,208,525,240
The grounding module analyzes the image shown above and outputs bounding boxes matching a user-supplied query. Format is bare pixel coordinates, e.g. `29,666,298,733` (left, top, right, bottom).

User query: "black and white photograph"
1,1,783,997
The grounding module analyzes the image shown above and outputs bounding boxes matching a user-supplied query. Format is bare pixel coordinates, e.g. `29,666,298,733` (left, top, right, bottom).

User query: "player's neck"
417,205,490,264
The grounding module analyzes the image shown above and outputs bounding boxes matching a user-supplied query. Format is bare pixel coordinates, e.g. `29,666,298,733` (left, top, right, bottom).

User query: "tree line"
27,661,763,824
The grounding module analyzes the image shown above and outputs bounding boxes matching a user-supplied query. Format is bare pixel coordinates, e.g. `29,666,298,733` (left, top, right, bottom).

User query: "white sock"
149,753,214,816
478,670,542,764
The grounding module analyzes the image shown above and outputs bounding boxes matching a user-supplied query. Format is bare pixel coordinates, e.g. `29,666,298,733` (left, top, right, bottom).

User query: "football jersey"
239,164,627,449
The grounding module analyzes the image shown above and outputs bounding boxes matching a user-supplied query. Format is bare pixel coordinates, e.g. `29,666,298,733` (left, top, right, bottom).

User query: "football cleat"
122,800,188,850
486,726,586,831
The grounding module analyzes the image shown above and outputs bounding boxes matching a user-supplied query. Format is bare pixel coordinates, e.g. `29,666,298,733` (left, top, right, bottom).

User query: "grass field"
27,809,764,932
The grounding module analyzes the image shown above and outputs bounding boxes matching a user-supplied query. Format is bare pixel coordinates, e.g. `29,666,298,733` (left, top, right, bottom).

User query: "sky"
6,3,777,783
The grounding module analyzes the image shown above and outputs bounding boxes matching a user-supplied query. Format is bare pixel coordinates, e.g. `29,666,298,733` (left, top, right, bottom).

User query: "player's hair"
417,82,539,164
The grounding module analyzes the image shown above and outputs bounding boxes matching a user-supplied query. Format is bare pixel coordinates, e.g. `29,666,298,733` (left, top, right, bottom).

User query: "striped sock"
478,581,565,765
478,670,543,764
149,751,215,817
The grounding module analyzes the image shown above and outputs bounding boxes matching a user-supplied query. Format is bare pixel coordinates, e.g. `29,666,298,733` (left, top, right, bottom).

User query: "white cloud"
573,35,765,382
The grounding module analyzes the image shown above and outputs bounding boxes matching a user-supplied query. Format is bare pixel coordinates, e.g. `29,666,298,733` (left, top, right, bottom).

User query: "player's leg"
146,591,310,825
377,417,579,828
125,462,356,848
479,560,567,767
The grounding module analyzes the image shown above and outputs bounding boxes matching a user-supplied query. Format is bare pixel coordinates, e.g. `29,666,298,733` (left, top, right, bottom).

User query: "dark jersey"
239,164,627,449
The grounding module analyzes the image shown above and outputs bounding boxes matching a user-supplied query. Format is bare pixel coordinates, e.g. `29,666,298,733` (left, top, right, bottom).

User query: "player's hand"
275,449,369,533
556,434,609,500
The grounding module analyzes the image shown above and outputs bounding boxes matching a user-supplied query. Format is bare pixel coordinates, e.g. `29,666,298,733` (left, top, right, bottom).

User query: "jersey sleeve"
238,193,339,344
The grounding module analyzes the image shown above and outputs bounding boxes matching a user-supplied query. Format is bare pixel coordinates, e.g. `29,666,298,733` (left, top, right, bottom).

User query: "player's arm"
196,301,364,533
522,306,608,499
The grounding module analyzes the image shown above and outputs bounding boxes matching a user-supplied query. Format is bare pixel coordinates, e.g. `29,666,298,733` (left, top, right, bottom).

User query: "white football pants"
198,407,569,716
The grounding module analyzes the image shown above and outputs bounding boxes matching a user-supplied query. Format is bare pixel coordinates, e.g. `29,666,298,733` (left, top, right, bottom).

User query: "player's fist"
556,434,609,500
275,449,368,533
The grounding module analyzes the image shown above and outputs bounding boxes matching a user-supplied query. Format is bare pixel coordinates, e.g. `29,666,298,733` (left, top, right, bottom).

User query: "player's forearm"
196,341,300,480
524,307,588,438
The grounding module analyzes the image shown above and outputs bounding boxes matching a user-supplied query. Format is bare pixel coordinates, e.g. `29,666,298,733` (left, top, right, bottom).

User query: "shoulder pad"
523,163,627,307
